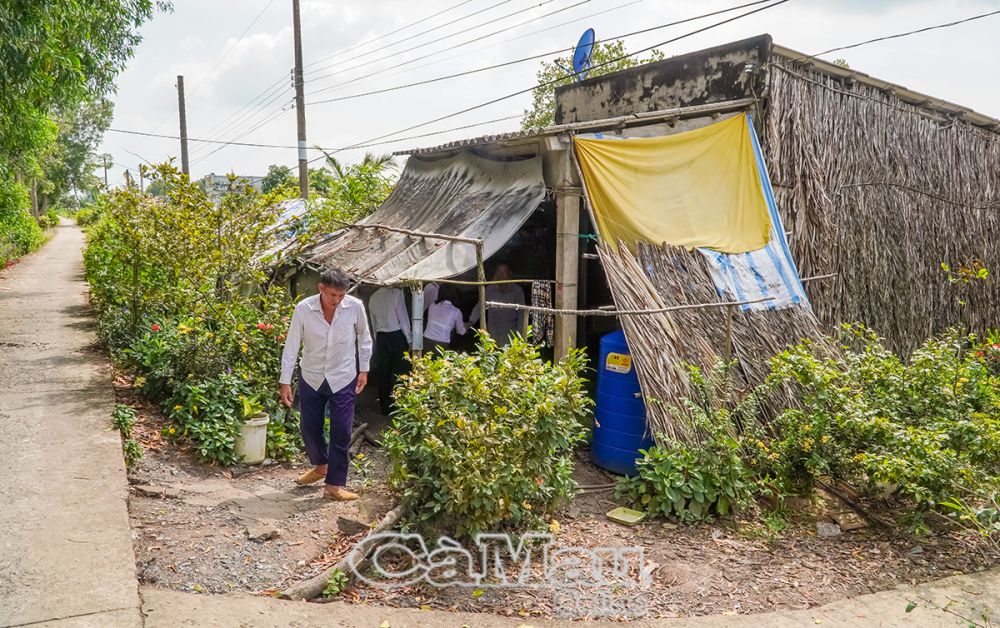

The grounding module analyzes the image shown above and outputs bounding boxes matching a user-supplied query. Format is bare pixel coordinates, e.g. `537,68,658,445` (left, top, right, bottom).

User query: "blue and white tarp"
698,118,808,312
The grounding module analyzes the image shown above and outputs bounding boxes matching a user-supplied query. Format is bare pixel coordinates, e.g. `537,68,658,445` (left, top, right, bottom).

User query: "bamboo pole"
475,241,487,331
484,296,775,317
337,221,481,246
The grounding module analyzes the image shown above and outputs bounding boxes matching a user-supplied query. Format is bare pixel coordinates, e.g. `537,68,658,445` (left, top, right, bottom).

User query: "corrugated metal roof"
391,127,553,157
301,151,546,285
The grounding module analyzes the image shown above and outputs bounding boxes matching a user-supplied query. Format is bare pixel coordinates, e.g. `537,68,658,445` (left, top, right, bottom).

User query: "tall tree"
521,40,664,129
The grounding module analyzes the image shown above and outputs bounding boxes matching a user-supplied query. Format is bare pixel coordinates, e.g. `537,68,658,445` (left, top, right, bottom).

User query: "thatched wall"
764,60,1000,354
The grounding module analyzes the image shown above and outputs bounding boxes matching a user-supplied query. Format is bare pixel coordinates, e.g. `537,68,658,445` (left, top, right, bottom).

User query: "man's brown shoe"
295,469,325,485
323,486,359,501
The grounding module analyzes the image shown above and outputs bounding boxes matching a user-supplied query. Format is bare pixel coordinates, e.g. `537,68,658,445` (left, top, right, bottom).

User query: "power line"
189,0,279,94
189,79,290,156
308,0,648,98
306,0,777,106
313,0,791,159
305,0,574,90
188,86,293,160
304,0,500,73
809,7,1000,59
190,105,294,165
108,126,316,150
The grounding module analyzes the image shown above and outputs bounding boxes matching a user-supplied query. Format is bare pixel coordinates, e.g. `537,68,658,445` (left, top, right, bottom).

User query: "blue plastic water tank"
591,330,653,475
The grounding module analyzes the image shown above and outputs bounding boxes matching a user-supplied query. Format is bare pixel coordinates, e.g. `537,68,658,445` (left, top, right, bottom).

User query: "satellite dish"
572,28,595,81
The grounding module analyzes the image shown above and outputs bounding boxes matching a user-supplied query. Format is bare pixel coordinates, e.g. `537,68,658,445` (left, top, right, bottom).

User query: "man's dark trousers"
374,329,408,415
298,377,355,486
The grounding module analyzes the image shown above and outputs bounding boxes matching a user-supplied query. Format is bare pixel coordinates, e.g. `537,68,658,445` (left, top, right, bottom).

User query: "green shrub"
112,403,137,437
164,373,249,466
112,404,141,468
616,440,752,522
75,207,99,226
35,208,59,229
617,361,759,521
768,325,1000,508
0,179,43,266
384,333,591,536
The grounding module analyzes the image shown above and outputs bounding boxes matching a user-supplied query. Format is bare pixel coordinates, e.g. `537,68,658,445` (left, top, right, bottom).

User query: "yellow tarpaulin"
574,113,771,253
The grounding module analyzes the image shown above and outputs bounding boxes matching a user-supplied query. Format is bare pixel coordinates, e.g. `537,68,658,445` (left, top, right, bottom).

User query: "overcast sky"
98,0,1000,186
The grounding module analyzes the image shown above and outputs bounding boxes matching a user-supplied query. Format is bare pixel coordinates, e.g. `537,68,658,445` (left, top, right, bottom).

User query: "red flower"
276,334,286,342
150,324,161,332
535,477,544,486
992,343,1000,351
266,323,275,331
256,322,266,330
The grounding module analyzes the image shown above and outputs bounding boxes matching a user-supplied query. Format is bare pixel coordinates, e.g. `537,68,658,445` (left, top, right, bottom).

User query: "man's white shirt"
424,300,466,343
368,287,412,343
279,294,373,392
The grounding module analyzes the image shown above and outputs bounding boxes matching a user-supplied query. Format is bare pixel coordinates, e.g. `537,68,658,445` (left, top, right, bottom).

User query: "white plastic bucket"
236,413,270,464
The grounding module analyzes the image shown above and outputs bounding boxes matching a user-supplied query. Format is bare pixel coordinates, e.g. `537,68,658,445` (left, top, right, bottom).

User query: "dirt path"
0,222,141,627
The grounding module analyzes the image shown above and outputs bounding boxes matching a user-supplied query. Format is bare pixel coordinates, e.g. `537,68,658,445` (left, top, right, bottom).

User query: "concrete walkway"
0,223,141,627
142,566,1000,627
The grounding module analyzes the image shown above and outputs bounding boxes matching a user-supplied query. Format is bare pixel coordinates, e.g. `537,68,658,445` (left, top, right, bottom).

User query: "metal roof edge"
392,98,756,157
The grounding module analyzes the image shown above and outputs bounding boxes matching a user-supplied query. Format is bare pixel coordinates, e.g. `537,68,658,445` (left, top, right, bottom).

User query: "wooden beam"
554,186,580,361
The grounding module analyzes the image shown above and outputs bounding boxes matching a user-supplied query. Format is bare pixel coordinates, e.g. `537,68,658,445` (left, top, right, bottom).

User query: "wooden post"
410,283,424,357
475,241,487,331
176,75,190,176
554,188,580,361
292,0,309,200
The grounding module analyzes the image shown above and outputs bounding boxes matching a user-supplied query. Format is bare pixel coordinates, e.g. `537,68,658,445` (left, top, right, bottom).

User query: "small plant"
112,403,137,438
616,439,752,523
123,438,143,469
322,568,349,598
384,333,591,537
112,404,142,468
351,452,373,488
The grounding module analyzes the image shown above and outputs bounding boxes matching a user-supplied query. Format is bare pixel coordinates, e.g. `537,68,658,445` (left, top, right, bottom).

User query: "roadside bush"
0,178,43,266
74,207,99,226
85,163,298,464
35,208,59,229
384,333,592,537
620,326,1000,533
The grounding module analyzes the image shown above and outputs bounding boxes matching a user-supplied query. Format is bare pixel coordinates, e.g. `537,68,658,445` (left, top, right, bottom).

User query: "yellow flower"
802,438,814,452
167,427,176,434
133,376,147,388
821,435,831,443
522,501,532,511
177,323,192,335
240,343,248,353
768,452,779,461
548,519,561,534
173,404,183,411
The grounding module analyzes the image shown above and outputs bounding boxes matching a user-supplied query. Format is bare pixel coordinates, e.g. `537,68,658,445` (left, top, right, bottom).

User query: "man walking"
280,269,372,501
368,285,411,416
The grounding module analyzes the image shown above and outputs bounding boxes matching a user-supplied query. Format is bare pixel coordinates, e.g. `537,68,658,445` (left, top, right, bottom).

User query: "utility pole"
176,75,190,176
292,0,308,200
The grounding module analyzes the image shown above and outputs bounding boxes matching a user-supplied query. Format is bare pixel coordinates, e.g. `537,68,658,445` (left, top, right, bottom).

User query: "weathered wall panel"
554,35,770,124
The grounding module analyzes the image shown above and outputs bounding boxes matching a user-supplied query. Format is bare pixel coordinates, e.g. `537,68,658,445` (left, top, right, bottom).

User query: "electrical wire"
311,0,792,160
808,8,1000,60
304,0,503,73
305,0,575,88
189,0,279,94
188,81,291,158
304,0,648,99
306,0,777,106
187,0,482,152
